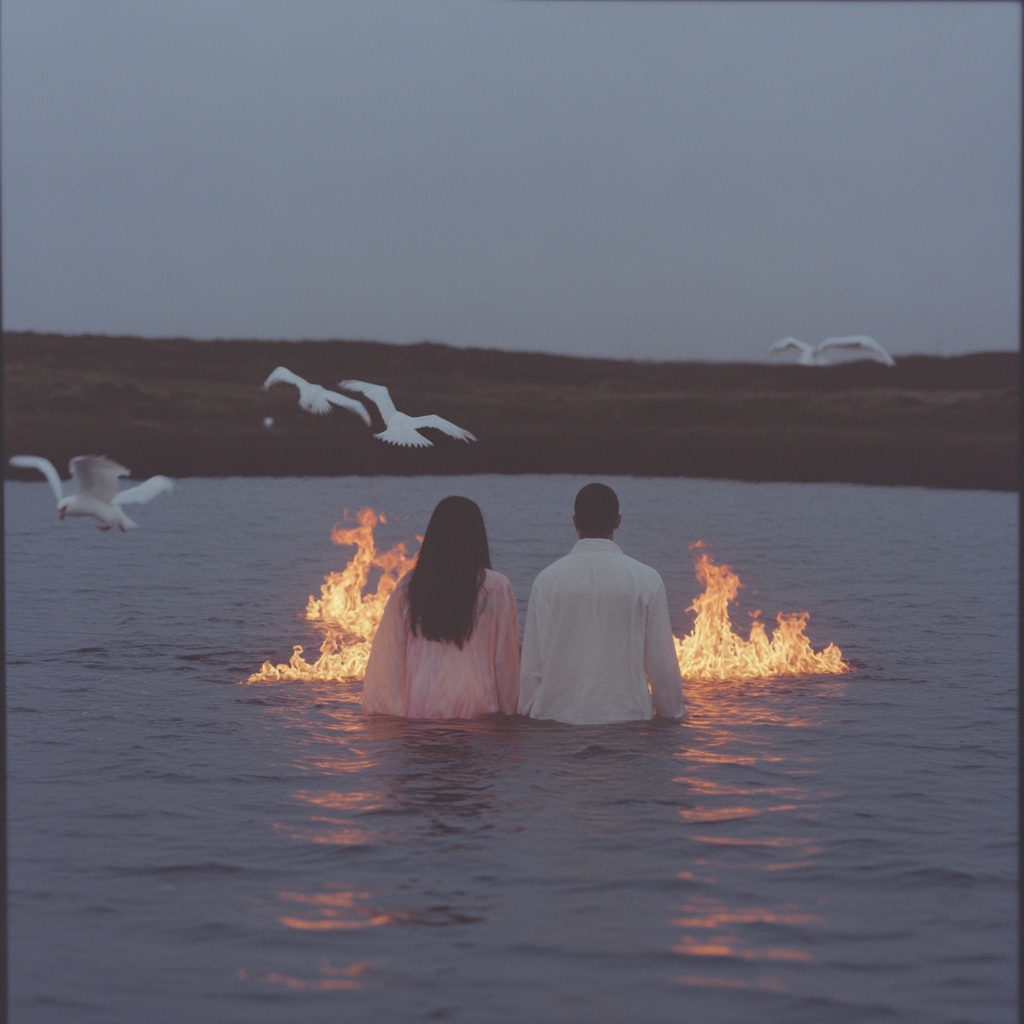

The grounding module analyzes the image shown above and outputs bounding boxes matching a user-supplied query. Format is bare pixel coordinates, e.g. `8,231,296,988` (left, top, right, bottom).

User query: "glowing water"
5,476,1016,1023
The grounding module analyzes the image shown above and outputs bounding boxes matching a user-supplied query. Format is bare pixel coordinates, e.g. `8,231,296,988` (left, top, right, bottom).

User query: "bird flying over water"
262,366,372,424
9,454,174,531
337,380,477,448
769,336,896,367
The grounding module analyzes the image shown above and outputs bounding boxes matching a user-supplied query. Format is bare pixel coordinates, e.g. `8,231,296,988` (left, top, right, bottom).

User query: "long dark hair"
407,496,492,648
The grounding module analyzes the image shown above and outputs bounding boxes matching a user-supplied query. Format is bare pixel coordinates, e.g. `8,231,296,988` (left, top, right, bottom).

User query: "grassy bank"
3,332,1017,491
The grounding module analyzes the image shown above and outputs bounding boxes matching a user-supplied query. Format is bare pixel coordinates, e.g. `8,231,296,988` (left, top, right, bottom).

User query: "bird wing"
337,380,398,423
374,419,434,448
300,385,335,415
263,365,335,413
262,366,307,390
114,475,174,505
322,390,373,426
407,415,477,443
9,455,64,502
70,455,129,504
819,336,896,366
769,337,812,355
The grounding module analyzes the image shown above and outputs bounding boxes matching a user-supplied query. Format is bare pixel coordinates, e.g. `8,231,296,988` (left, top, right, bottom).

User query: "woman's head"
406,496,492,647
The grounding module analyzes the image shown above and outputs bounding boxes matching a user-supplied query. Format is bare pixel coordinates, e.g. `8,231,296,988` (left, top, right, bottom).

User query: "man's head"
573,483,621,539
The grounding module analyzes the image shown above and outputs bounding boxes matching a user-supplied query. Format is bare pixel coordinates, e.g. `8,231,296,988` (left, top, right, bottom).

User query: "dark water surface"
6,475,1016,1023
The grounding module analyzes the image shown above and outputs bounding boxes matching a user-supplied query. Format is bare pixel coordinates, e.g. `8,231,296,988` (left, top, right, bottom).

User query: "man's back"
518,538,686,725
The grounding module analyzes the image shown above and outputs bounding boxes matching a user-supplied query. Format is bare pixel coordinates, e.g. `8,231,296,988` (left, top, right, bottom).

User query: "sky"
2,1,1019,362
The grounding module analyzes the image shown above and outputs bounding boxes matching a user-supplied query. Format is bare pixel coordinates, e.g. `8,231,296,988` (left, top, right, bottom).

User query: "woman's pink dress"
361,569,520,719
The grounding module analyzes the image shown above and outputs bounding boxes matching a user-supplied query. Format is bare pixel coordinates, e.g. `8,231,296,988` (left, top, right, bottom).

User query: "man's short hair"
574,483,619,535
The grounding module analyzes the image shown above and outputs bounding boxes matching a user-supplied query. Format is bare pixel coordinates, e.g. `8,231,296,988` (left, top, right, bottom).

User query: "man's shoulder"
533,543,664,590
533,553,575,585
611,548,657,571
613,551,665,589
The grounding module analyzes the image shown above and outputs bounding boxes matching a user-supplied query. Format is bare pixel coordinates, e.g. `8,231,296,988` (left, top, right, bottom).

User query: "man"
518,483,687,725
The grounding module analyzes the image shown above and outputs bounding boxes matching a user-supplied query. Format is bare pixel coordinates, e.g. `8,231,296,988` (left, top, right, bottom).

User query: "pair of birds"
262,368,477,449
769,335,896,367
9,454,173,531
9,371,475,533
13,343,889,531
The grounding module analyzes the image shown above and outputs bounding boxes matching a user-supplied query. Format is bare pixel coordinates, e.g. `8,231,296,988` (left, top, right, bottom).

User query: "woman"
361,496,520,719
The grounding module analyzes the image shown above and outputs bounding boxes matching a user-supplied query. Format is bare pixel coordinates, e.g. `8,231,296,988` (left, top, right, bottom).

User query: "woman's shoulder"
483,569,514,594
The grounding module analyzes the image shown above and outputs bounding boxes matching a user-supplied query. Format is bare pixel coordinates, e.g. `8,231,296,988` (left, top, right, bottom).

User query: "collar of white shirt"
569,538,623,555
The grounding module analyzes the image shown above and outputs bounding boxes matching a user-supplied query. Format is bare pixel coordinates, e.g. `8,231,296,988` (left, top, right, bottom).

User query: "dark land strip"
3,333,1017,491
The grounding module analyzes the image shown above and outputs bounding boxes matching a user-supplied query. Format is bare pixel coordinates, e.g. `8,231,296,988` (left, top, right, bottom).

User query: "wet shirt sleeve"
644,577,687,719
492,575,521,715
518,580,542,715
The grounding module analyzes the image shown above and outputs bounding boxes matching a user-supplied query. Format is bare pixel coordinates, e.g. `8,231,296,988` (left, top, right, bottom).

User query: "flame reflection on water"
6,474,1014,1017
240,658,843,1003
238,959,376,991
278,889,405,930
674,973,790,993
242,513,848,1000
657,675,836,993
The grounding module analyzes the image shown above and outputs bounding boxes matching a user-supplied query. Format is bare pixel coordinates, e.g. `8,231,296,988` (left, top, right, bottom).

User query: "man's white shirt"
518,538,687,725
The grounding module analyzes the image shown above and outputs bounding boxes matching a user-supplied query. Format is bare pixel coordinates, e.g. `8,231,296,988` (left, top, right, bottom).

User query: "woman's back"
361,568,520,719
360,496,519,719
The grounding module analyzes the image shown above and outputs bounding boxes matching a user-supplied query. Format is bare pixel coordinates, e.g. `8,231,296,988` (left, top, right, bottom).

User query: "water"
5,474,1016,1023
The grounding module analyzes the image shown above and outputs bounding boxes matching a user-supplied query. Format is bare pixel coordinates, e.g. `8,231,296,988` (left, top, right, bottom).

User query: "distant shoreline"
3,332,1017,492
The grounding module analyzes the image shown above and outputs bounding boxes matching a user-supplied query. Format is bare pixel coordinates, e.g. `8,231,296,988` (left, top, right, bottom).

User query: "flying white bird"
769,336,896,367
337,380,477,448
9,455,174,531
262,366,372,424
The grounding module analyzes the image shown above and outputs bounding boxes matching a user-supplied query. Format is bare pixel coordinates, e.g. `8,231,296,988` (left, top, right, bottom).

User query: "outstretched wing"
338,380,398,423
323,390,373,426
819,336,896,366
769,337,812,356
69,455,129,504
300,386,336,415
407,415,477,443
262,366,307,390
114,475,174,505
9,455,64,503
374,423,433,448
263,367,336,414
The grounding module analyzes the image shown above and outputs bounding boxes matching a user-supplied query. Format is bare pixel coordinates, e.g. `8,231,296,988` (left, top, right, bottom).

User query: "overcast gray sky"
2,1,1019,361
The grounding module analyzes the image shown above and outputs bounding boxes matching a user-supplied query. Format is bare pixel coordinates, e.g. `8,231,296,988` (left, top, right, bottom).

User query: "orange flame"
245,517,846,687
674,551,849,681
245,508,418,683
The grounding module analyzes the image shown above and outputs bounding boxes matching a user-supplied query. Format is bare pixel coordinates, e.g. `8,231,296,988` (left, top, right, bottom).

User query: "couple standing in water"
361,483,687,726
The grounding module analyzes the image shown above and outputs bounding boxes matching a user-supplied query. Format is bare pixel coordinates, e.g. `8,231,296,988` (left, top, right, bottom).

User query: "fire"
674,550,849,681
245,508,418,683
245,514,846,688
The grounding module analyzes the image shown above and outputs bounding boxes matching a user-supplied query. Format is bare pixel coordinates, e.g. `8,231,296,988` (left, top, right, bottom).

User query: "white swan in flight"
262,366,372,424
9,455,174,531
337,380,477,448
769,336,895,367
